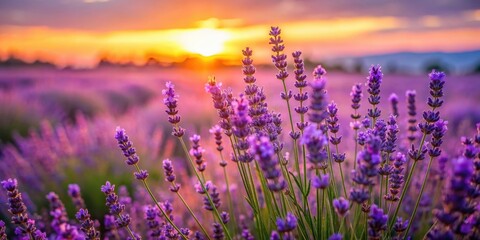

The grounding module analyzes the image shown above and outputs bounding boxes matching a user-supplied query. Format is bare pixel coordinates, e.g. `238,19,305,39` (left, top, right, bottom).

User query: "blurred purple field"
0,65,479,239
1,67,479,143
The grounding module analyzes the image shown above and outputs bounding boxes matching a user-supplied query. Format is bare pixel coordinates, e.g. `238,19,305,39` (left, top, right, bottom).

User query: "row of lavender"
1,27,479,239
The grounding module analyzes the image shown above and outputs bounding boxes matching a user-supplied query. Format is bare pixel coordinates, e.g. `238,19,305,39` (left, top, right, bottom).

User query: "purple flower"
220,211,229,224
419,70,446,136
269,26,289,81
162,159,180,192
1,179,45,239
393,217,408,234
351,136,382,204
115,127,140,166
68,184,85,210
197,181,221,211
308,66,329,124
249,136,286,192
366,65,383,121
209,125,224,153
190,134,206,172
206,78,234,136
292,51,309,118
429,119,448,157
385,153,406,202
270,231,280,240
242,47,257,84
431,157,474,237
368,204,388,239
163,81,185,137
406,90,417,142
232,96,254,163
428,70,446,108
312,173,330,189
328,233,343,240
384,115,399,154
301,124,328,169
212,223,224,240
0,221,5,240
276,212,297,233
144,206,162,238
350,83,363,119
389,93,399,117
101,181,134,231
333,197,350,217
162,200,174,221
75,208,99,239
134,170,149,180
46,192,68,235
115,127,149,181
327,102,341,139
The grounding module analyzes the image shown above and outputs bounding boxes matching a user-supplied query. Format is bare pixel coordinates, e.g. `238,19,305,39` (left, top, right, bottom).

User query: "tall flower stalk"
388,70,446,235
366,65,383,127
115,127,187,239
269,26,302,186
163,81,232,240
350,83,363,170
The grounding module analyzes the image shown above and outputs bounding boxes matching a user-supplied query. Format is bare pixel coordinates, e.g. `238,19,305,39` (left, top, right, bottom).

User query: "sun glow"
178,28,231,57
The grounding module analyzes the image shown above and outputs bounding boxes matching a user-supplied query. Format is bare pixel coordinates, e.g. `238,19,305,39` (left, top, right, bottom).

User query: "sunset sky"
0,0,479,68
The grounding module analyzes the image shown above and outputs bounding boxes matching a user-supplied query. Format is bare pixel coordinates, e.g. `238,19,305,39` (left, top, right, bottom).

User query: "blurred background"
0,0,479,232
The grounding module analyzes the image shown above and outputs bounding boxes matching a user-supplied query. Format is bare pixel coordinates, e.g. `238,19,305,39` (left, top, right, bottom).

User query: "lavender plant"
1,26,479,240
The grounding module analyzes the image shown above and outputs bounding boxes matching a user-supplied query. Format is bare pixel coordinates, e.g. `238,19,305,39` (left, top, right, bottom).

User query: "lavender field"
1,28,480,239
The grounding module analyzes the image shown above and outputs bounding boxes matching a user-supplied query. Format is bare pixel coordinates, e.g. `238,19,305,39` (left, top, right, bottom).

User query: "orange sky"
0,2,479,68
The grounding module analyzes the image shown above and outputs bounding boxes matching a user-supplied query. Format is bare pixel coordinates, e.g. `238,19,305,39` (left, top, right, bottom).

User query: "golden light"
178,28,231,57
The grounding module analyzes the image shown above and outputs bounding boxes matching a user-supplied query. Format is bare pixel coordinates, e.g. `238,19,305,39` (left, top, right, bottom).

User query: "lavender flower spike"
115,127,139,166
269,26,289,81
276,212,297,233
205,78,234,136
101,181,134,233
68,183,86,210
368,204,388,239
1,178,45,239
309,65,329,124
292,51,309,124
406,90,417,142
115,127,149,180
190,134,207,172
389,93,399,117
366,65,383,123
301,124,328,169
350,83,363,121
312,173,330,189
162,159,180,192
163,81,185,137
144,206,162,238
76,208,100,240
333,197,350,217
0,221,6,240
249,136,286,192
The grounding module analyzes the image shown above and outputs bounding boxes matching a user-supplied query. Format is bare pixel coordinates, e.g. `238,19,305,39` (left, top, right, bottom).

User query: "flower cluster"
1,25,479,240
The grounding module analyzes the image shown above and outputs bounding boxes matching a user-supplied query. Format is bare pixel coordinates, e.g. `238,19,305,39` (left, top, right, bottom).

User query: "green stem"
404,155,435,238
333,132,348,197
119,215,136,239
354,129,358,171
281,79,302,185
178,137,233,240
133,164,187,239
175,191,212,239
379,176,383,209
387,132,426,234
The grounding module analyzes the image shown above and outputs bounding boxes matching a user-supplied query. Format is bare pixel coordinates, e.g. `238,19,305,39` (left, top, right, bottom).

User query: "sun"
178,28,231,57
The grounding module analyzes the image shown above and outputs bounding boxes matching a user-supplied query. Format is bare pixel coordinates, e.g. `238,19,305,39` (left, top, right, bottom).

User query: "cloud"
0,0,478,31
84,0,109,3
